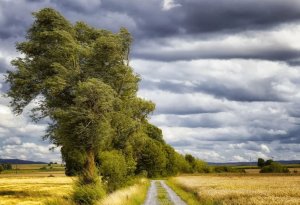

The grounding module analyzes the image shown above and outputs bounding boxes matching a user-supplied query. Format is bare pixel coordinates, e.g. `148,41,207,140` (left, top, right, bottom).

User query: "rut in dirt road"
143,180,159,205
143,180,187,205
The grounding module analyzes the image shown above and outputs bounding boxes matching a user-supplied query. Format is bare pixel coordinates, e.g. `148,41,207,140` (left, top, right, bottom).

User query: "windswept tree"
6,8,154,202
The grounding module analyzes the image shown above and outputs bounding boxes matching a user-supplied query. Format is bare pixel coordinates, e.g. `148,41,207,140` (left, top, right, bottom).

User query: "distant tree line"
0,163,12,174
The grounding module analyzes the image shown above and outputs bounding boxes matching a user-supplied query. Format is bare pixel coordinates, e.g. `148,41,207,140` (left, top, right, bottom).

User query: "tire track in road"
143,180,159,205
160,180,186,205
144,180,187,205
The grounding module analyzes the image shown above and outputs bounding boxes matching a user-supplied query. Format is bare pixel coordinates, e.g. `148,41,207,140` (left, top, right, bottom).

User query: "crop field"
171,174,300,205
0,176,73,205
0,164,149,205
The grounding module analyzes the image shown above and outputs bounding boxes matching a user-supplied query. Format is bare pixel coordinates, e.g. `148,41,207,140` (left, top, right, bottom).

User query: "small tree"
257,158,265,168
265,159,274,166
260,162,289,173
0,165,4,174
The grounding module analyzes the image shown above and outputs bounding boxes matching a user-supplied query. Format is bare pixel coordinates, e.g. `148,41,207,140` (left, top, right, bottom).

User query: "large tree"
7,8,154,189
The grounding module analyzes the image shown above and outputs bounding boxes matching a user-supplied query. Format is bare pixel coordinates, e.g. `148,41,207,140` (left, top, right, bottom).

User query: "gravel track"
160,180,187,205
143,180,159,205
144,180,187,205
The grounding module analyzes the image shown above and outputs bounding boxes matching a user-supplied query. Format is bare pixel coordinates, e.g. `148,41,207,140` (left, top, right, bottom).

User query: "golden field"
171,174,300,205
0,172,148,205
0,175,73,205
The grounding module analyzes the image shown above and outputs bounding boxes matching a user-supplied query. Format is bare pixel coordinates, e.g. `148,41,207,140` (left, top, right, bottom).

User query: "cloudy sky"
1,0,300,163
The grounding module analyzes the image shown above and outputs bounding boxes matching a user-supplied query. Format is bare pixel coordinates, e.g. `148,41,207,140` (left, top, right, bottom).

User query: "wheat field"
172,175,300,205
0,176,73,205
0,173,148,205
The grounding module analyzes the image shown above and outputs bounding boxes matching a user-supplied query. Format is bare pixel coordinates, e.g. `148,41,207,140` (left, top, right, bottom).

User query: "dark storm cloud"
176,0,300,34
141,78,286,102
51,0,102,13
156,106,222,115
134,46,300,62
1,0,300,162
279,127,300,144
1,0,299,62
3,0,300,40
99,0,300,38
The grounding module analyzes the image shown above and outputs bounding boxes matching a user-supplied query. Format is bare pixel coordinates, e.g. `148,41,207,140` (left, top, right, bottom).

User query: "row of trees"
0,163,12,174
64,137,209,192
6,8,208,204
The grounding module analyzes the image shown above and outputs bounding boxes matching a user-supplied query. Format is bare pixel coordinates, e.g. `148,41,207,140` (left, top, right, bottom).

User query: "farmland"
1,164,300,204
0,164,149,205
170,174,300,205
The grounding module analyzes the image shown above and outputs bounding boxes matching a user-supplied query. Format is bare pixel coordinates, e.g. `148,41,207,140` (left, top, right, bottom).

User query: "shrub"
0,165,4,174
257,158,265,168
260,162,289,173
72,181,105,205
265,159,274,166
214,166,245,173
99,150,128,192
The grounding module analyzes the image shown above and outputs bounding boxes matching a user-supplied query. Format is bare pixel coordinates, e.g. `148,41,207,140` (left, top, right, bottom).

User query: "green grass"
166,178,223,205
166,179,199,205
116,178,150,205
156,181,173,205
99,178,150,205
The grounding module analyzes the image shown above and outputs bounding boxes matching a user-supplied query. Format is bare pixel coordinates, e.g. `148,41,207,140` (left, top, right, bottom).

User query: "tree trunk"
82,149,97,185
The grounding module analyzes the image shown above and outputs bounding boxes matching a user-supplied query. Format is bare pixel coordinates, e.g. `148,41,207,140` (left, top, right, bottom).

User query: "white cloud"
162,0,181,10
3,137,21,145
261,144,271,153
233,155,247,162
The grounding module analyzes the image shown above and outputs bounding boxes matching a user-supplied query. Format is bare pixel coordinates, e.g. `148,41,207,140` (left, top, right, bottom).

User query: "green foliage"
214,166,245,173
72,181,106,205
156,181,173,205
257,158,265,168
61,147,85,176
265,159,274,166
143,122,164,143
167,179,200,205
0,165,4,174
164,145,180,175
0,163,12,170
184,154,210,173
257,158,287,173
260,162,289,173
99,150,128,192
135,139,167,178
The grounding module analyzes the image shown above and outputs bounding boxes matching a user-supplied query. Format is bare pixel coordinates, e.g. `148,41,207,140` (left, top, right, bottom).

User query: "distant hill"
0,159,47,164
208,160,300,166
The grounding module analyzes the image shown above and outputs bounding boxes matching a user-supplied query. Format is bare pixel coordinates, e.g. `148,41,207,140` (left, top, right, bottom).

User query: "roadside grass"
98,178,149,205
155,181,173,205
167,178,222,205
166,178,199,205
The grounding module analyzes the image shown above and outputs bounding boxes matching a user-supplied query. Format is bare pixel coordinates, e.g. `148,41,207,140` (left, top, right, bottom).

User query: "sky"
1,0,300,163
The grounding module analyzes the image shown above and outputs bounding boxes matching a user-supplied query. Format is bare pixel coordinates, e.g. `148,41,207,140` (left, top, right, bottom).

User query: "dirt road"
143,180,187,205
